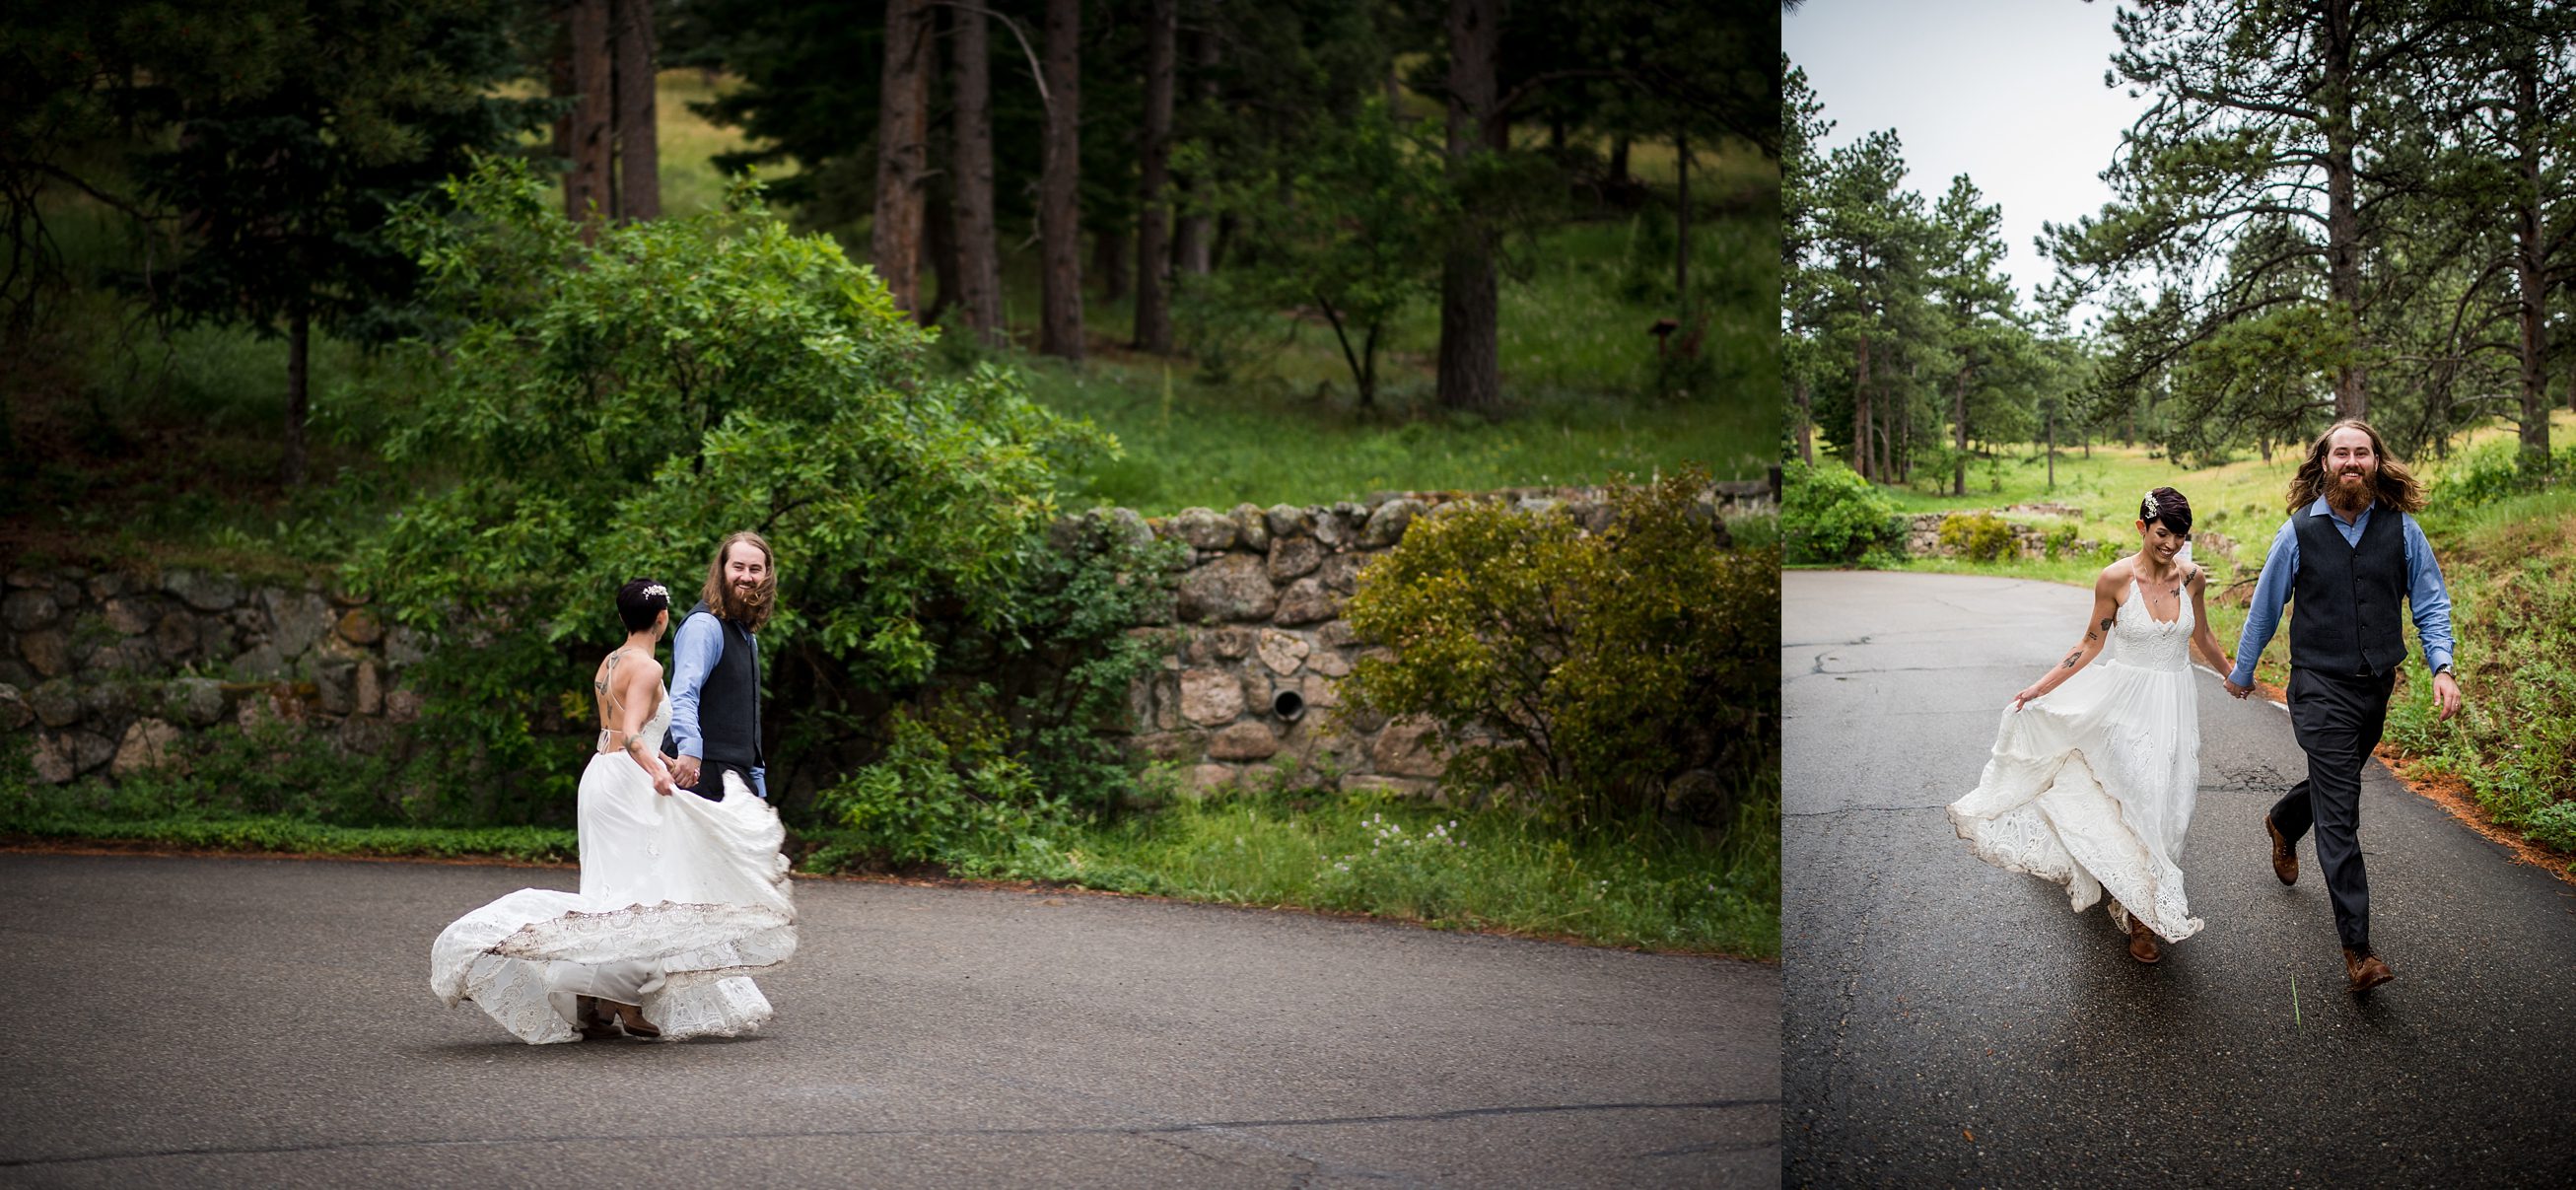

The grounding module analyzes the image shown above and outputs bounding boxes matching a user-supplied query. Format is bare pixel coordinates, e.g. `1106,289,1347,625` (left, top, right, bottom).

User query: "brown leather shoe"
608,1000,661,1039
2265,814,2297,885
574,996,620,1041
2126,913,2161,964
2344,947,2394,993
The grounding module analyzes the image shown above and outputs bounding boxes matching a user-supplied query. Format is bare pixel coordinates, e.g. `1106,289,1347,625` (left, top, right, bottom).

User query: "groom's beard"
721,581,770,621
2327,468,2375,514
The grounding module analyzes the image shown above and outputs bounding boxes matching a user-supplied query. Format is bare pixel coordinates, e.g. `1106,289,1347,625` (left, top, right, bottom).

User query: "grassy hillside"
4,71,1773,569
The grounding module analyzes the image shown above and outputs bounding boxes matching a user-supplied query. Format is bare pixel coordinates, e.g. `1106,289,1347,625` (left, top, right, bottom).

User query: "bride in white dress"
1948,488,2235,964
430,579,797,1042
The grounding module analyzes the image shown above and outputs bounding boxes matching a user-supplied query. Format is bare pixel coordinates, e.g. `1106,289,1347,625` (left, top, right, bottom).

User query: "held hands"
671,755,701,790
2221,677,2252,700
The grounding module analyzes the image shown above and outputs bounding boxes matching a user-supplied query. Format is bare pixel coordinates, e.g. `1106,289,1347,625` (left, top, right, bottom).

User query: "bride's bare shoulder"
2094,556,2133,595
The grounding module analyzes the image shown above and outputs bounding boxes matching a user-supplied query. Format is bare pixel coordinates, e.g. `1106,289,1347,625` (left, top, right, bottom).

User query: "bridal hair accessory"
642,583,668,602
2140,490,2160,520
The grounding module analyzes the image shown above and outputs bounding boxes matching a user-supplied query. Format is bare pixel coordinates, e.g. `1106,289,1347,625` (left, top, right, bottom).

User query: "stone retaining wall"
1115,481,1774,798
4,479,1775,796
0,567,425,785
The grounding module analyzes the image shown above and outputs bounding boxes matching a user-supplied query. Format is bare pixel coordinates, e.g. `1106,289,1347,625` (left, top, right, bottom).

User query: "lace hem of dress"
431,894,796,1044
1948,744,2204,943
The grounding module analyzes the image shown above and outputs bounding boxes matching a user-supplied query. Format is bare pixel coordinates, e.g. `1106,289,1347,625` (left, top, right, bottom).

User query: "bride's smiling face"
2136,520,2187,566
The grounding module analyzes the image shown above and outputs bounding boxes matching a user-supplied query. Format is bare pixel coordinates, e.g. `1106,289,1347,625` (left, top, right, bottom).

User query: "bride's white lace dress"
1948,577,2204,943
429,679,797,1042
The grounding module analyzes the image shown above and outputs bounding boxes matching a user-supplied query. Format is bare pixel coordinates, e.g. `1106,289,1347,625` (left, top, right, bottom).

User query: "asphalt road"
1782,570,2576,1189
0,852,1775,1188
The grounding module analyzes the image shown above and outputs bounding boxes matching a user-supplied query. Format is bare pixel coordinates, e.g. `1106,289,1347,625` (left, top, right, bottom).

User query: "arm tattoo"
2059,650,2082,669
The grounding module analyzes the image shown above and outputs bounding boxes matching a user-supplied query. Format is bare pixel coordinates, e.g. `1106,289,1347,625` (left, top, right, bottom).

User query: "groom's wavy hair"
701,530,777,633
2287,419,2426,515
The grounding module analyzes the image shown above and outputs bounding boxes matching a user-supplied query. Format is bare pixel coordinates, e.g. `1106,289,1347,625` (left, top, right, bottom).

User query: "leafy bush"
2524,800,2576,853
1782,457,1897,563
973,511,1189,817
808,693,1056,868
347,157,1111,818
1339,465,1776,827
1938,512,2017,562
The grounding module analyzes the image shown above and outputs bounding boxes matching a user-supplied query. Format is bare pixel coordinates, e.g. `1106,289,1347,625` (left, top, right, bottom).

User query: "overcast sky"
1784,0,2152,325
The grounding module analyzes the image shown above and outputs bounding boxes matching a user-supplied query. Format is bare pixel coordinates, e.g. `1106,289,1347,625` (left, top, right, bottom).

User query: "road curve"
0,852,1775,1187
1782,570,2576,1188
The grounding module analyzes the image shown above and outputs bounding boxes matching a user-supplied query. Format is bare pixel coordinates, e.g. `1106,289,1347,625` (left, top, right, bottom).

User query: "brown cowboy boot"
2265,813,2298,885
574,996,620,1040
608,1000,662,1039
2344,947,2394,993
2125,913,2161,964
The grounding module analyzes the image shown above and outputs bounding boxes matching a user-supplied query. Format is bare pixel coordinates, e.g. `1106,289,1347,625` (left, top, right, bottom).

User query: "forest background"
1781,0,2576,873
0,1,1782,956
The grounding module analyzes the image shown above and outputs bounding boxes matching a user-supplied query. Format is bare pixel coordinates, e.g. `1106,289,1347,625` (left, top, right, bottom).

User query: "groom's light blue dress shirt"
668,612,767,799
2227,497,2453,689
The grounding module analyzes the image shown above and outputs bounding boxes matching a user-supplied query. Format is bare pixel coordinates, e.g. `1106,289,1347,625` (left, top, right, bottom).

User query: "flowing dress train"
1948,577,2204,943
429,678,796,1042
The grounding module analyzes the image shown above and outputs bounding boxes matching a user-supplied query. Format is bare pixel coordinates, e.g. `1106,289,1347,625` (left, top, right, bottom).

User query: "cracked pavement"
0,852,1775,1187
1781,570,2576,1188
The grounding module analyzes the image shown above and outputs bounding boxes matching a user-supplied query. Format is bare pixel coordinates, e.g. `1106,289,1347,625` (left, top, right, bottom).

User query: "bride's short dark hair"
2139,487,2193,538
616,578,671,632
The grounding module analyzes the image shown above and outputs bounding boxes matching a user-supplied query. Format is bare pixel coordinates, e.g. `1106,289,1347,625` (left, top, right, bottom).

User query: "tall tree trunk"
1674,128,1690,309
951,1,1007,347
1952,367,1969,496
283,308,309,487
873,0,933,316
1094,222,1129,303
2510,50,2550,466
925,185,959,328
1795,379,1813,464
2321,0,2365,420
1132,0,1176,352
1435,0,1501,413
2046,404,2057,491
1172,26,1217,278
1852,332,1872,480
566,0,613,230
1038,0,1084,361
611,0,659,220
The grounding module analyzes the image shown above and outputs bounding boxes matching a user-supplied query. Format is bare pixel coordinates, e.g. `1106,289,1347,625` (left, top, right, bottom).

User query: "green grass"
857,774,1780,958
0,811,578,864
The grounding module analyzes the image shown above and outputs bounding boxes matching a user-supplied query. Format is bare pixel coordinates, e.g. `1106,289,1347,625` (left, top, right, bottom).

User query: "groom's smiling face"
2325,428,2378,511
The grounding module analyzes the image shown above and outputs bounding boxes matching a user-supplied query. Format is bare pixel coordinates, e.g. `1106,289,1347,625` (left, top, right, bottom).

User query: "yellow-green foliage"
1338,466,1778,825
1937,512,2017,562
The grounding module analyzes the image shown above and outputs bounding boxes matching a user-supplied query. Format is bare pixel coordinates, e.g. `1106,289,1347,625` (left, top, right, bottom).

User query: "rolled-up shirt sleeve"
667,613,721,760
2230,520,2299,689
2402,514,2455,675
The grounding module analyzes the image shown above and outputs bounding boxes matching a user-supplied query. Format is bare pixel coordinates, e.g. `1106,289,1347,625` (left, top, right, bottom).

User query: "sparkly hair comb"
641,583,668,601
2140,490,2160,520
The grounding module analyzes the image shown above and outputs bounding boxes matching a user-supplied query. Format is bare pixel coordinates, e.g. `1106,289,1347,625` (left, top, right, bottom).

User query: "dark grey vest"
675,601,763,767
2288,505,2408,677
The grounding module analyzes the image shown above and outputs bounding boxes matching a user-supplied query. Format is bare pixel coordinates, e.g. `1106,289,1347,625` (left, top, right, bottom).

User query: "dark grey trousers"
2268,666,2399,952
686,759,759,804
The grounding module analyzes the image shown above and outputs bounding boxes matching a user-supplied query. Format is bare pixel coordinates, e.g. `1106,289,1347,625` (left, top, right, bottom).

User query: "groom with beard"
2223,419,2462,993
666,530,777,803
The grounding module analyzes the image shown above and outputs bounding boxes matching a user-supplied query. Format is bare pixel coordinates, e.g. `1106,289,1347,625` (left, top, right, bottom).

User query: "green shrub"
809,692,1058,868
2524,800,2576,853
1938,512,2018,562
1782,457,1896,564
347,157,1110,821
1339,465,1776,827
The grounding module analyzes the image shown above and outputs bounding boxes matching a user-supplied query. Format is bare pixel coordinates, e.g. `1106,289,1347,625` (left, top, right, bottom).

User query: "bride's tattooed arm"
2013,567,2125,711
